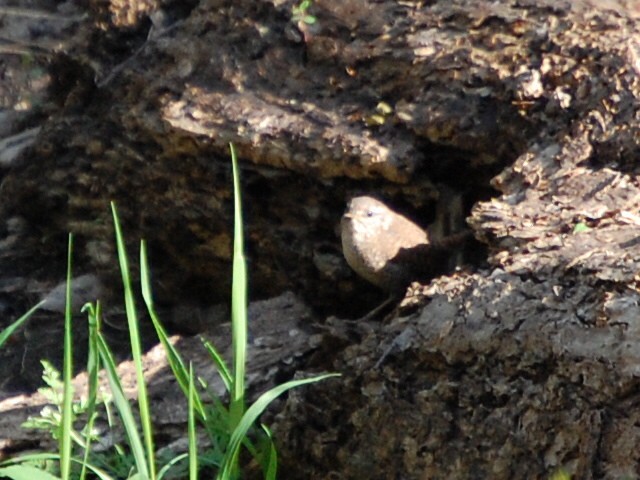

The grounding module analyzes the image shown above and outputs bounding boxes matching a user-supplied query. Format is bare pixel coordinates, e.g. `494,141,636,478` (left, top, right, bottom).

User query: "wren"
341,196,467,297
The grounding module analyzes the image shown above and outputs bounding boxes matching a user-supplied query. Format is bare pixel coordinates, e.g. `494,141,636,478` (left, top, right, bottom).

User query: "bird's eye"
366,210,374,217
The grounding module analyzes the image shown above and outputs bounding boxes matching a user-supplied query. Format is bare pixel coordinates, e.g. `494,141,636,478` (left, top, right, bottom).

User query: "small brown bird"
341,196,468,296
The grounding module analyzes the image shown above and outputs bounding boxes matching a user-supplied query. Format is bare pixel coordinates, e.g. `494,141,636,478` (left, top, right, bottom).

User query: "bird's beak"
343,212,354,219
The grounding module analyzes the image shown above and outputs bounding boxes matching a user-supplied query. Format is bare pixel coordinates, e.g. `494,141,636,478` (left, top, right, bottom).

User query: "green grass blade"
218,373,341,480
0,464,61,480
198,379,233,446
0,300,44,349
79,301,102,480
229,143,247,429
139,240,207,422
59,234,74,480
111,202,155,480
201,339,232,393
261,425,277,480
1,453,114,480
96,332,149,480
156,453,188,480
188,363,198,480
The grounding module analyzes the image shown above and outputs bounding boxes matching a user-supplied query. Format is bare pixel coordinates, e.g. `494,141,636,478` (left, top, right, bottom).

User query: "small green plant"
572,221,591,233
550,469,571,480
0,144,339,479
139,144,339,479
22,361,102,442
292,0,316,26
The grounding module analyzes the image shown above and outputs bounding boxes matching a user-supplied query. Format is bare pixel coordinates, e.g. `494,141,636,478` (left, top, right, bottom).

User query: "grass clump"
0,144,339,479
